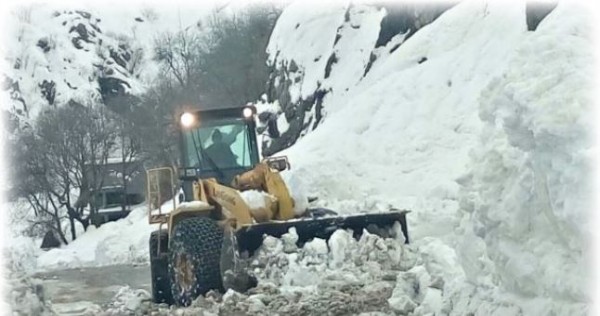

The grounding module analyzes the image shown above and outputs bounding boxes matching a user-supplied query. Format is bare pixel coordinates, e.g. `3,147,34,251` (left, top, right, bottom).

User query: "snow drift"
457,1,594,308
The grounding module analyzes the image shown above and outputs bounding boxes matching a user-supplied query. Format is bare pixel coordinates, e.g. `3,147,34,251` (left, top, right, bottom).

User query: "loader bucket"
234,210,409,256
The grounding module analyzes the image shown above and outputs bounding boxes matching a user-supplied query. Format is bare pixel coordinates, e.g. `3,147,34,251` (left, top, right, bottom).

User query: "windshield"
182,118,252,170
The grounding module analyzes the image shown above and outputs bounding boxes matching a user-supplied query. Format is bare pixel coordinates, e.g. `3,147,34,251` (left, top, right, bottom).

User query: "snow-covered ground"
2,0,595,315
36,205,157,271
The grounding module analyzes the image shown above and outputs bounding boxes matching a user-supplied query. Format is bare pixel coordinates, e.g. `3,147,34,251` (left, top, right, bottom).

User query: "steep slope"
259,1,454,155
267,0,591,314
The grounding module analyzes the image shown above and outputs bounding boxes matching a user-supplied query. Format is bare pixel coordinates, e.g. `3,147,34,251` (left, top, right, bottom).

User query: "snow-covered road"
35,264,151,314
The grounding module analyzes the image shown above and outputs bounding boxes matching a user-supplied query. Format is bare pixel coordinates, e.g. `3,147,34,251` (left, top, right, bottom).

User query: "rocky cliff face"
257,2,456,157
258,1,558,157
2,4,202,132
3,8,150,130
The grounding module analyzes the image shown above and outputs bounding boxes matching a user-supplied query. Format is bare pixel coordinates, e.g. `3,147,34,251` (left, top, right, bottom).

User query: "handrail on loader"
146,167,176,225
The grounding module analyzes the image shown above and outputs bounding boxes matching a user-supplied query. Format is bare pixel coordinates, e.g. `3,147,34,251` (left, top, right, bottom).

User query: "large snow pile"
456,2,593,310
264,0,592,314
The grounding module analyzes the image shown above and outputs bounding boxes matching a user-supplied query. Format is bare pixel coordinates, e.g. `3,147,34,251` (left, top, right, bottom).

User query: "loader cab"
178,106,260,201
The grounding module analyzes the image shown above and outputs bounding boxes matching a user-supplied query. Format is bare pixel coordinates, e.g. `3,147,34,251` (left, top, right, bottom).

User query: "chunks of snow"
103,286,151,315
240,190,272,210
280,170,309,216
177,200,211,211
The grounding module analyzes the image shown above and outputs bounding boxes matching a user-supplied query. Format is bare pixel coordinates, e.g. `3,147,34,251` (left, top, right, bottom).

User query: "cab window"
183,121,252,169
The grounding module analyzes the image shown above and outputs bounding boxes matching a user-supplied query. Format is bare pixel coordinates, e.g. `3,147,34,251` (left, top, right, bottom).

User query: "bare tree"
13,127,70,244
14,102,118,242
154,29,205,91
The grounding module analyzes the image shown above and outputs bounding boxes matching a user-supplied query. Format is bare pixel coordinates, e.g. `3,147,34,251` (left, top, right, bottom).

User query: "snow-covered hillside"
257,1,453,155
2,0,594,315
1,3,210,127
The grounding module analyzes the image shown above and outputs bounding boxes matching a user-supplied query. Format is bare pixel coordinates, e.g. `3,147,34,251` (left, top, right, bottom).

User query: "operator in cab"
204,129,239,168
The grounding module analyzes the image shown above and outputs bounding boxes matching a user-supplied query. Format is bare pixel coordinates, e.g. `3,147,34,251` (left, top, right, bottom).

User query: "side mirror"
265,156,290,171
267,118,280,138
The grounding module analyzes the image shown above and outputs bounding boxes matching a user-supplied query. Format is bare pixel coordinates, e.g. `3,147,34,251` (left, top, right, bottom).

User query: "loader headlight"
242,107,254,118
180,112,195,128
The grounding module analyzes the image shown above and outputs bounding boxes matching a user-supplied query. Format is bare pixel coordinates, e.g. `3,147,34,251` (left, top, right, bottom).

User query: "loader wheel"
168,217,224,306
149,230,173,305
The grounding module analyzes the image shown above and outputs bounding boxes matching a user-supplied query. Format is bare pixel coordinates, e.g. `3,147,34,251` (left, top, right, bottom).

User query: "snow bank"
37,204,158,271
457,1,593,311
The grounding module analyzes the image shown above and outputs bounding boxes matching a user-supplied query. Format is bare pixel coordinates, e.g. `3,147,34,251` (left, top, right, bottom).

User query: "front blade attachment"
235,210,409,256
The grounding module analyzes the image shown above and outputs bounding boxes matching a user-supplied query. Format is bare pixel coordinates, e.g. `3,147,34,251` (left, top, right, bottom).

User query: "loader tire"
168,217,224,306
149,229,173,305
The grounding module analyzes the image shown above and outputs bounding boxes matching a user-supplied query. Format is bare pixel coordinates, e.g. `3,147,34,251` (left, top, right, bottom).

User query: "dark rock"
324,53,338,79
69,23,89,41
312,89,327,129
135,17,144,22
374,2,456,48
526,1,557,31
98,77,131,101
389,43,401,53
71,37,83,50
41,231,61,249
334,33,342,45
39,80,56,105
37,39,51,53
109,48,127,69
90,23,102,34
289,60,299,72
75,10,91,19
417,57,427,64
65,81,77,90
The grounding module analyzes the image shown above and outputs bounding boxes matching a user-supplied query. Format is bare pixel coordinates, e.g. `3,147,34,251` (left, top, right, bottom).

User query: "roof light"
242,107,254,118
180,112,195,128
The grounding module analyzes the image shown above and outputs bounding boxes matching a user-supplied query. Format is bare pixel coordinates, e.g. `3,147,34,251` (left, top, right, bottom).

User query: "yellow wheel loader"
146,105,409,306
